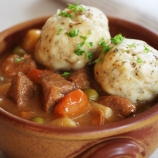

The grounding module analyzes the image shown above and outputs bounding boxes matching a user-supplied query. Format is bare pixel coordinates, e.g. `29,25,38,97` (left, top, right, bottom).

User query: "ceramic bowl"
0,16,158,158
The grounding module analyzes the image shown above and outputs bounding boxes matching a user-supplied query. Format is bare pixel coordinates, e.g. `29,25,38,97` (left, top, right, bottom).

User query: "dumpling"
35,4,111,71
94,38,158,104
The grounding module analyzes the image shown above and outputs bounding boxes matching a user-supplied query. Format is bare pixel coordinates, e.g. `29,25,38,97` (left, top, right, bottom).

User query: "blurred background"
0,0,158,33
0,0,158,157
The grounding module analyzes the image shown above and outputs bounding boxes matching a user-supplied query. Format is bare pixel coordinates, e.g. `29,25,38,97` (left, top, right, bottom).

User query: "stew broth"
0,29,156,127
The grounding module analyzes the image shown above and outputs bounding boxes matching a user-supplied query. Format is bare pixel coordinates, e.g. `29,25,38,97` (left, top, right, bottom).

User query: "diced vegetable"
18,111,35,119
22,29,41,53
50,117,77,127
90,101,122,122
30,116,45,124
90,101,113,119
54,89,89,118
27,69,44,83
84,88,99,101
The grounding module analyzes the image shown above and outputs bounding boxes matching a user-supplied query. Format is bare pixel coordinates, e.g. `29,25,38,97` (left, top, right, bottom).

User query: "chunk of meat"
7,72,35,107
1,54,36,77
98,95,136,116
39,71,75,112
68,68,90,90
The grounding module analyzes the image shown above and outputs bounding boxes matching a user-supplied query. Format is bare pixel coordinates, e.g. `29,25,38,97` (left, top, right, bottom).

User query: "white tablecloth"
0,0,158,157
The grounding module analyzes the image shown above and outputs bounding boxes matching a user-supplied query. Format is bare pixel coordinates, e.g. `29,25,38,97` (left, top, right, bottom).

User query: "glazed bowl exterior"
0,16,158,158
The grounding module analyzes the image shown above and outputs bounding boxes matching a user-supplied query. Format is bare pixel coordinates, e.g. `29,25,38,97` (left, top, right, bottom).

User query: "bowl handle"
77,138,145,158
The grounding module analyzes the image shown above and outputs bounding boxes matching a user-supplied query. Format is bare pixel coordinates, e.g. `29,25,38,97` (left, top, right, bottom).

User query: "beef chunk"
1,54,36,77
98,95,136,116
68,68,90,90
7,72,35,106
39,71,75,112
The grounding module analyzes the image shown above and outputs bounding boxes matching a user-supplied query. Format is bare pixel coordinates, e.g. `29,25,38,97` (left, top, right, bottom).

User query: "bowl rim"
0,16,158,140
1,104,158,140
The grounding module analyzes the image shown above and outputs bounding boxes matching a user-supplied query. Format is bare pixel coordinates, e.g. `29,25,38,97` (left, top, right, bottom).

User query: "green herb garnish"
88,30,92,35
86,42,93,48
68,3,85,12
74,49,85,56
76,42,84,49
93,46,110,64
67,29,79,37
86,52,92,59
92,57,102,64
137,58,143,63
75,36,93,59
99,38,107,48
78,36,87,48
61,72,71,77
93,34,124,64
80,36,87,41
68,29,93,58
14,57,24,62
57,26,63,35
128,43,136,48
111,34,124,44
58,10,72,18
144,46,150,53
93,39,110,64
58,3,85,19
103,45,110,53
75,36,86,52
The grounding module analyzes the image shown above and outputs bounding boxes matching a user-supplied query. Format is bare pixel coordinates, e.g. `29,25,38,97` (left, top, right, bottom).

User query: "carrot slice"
27,69,44,83
18,111,35,119
54,89,89,118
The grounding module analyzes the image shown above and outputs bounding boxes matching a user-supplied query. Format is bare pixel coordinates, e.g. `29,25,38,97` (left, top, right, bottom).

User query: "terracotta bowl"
0,16,158,158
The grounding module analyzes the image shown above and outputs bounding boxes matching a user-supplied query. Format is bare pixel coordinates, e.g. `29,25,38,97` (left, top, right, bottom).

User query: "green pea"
12,46,25,56
84,88,99,101
30,116,45,124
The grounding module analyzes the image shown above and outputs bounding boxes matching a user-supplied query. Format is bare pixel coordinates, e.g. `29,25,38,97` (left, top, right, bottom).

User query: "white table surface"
0,0,158,158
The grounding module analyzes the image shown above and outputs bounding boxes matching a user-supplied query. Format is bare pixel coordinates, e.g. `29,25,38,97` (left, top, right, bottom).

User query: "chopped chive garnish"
137,58,143,63
76,42,84,49
14,57,24,62
86,42,93,47
111,34,124,44
61,72,71,77
68,3,85,12
86,52,92,59
57,26,63,35
74,49,85,56
99,38,107,48
128,43,136,48
58,11,72,18
67,29,79,37
144,46,150,53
